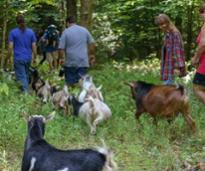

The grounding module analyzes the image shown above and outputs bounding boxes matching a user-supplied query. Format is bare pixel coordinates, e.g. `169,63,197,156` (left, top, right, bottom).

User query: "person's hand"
174,69,180,76
59,58,64,65
89,55,96,66
191,56,199,66
32,59,37,66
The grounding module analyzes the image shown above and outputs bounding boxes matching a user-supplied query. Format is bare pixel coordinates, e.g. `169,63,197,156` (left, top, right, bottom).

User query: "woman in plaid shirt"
155,14,186,85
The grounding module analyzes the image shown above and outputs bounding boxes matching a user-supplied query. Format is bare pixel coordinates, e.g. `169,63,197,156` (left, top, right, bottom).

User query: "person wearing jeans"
7,15,37,92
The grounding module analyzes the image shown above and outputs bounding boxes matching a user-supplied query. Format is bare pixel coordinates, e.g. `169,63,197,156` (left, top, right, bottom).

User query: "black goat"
21,113,117,171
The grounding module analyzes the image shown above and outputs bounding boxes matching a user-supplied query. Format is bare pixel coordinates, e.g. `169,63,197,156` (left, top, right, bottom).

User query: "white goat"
69,96,112,134
78,74,104,103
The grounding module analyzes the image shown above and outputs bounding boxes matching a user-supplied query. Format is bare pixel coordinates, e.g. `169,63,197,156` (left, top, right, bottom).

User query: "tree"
80,0,94,29
66,0,77,20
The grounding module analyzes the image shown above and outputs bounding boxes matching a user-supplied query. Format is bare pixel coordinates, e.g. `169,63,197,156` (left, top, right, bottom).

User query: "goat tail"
85,96,95,108
97,140,118,171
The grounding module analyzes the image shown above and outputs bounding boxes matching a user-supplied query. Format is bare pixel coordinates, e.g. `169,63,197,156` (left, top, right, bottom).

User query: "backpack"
45,25,59,48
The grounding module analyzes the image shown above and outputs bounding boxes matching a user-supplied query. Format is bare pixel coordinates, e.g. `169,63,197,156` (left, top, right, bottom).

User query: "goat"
78,74,104,103
29,67,44,93
36,80,52,103
21,113,117,171
68,96,112,134
51,85,70,114
127,81,196,131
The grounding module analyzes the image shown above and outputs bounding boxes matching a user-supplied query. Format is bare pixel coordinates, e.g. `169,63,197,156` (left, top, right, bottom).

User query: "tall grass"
0,59,205,171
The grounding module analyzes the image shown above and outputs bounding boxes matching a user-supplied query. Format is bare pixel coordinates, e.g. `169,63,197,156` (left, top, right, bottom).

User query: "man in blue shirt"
8,15,37,92
58,16,96,87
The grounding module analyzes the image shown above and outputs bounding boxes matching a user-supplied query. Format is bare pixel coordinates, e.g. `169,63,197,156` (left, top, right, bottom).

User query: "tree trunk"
80,0,94,29
60,0,66,30
66,0,77,20
1,0,9,69
186,4,194,60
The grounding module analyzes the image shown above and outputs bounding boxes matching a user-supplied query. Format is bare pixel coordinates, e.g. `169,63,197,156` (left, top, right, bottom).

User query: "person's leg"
14,61,29,92
25,62,31,91
46,52,53,70
52,51,58,69
193,84,205,104
64,67,78,87
77,67,88,82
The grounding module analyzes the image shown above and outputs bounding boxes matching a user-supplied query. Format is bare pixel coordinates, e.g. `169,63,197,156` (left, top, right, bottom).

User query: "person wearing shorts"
192,3,205,104
58,16,95,86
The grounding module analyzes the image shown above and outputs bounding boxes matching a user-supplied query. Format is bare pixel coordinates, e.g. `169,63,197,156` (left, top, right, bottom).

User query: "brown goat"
127,81,196,131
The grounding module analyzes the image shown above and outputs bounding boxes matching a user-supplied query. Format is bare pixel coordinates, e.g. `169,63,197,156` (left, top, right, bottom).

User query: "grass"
0,59,205,171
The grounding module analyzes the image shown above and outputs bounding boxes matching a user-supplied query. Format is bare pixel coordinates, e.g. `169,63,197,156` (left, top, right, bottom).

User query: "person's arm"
173,32,186,76
88,43,96,66
7,31,14,67
87,30,96,66
7,42,13,60
192,30,205,66
58,49,64,64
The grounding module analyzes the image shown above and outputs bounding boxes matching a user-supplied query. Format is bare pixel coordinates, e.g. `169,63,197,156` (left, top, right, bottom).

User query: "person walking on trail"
58,16,96,87
7,15,37,93
192,4,205,104
155,14,186,85
42,25,60,70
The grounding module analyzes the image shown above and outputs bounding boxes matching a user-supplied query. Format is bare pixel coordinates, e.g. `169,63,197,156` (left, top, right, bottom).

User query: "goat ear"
97,85,102,91
45,80,50,85
63,85,68,93
124,82,134,87
45,111,55,123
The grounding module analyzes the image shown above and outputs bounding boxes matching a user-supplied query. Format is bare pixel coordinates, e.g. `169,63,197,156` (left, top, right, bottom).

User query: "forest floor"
1,59,205,171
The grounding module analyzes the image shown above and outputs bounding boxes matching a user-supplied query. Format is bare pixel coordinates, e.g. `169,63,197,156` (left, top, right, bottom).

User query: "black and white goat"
21,113,117,171
29,66,44,93
69,96,112,134
78,74,104,103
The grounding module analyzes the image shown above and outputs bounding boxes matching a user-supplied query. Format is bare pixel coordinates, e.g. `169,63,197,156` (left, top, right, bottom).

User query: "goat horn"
124,82,134,87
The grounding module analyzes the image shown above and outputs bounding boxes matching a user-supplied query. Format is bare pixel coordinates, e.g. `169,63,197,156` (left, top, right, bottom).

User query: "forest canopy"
0,0,203,66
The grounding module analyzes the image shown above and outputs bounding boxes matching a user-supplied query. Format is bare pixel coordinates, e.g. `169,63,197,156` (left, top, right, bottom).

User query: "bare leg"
46,52,53,71
193,84,205,104
184,114,196,132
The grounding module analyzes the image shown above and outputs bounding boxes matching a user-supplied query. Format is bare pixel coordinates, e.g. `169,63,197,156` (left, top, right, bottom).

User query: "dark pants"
64,67,87,86
14,60,30,92
193,72,205,87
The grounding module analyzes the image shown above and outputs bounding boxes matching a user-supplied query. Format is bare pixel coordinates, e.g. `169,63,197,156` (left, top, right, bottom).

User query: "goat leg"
85,116,96,135
135,110,142,121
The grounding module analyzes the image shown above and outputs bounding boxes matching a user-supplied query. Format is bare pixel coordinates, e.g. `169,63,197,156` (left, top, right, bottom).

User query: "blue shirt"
9,27,37,62
58,24,95,67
